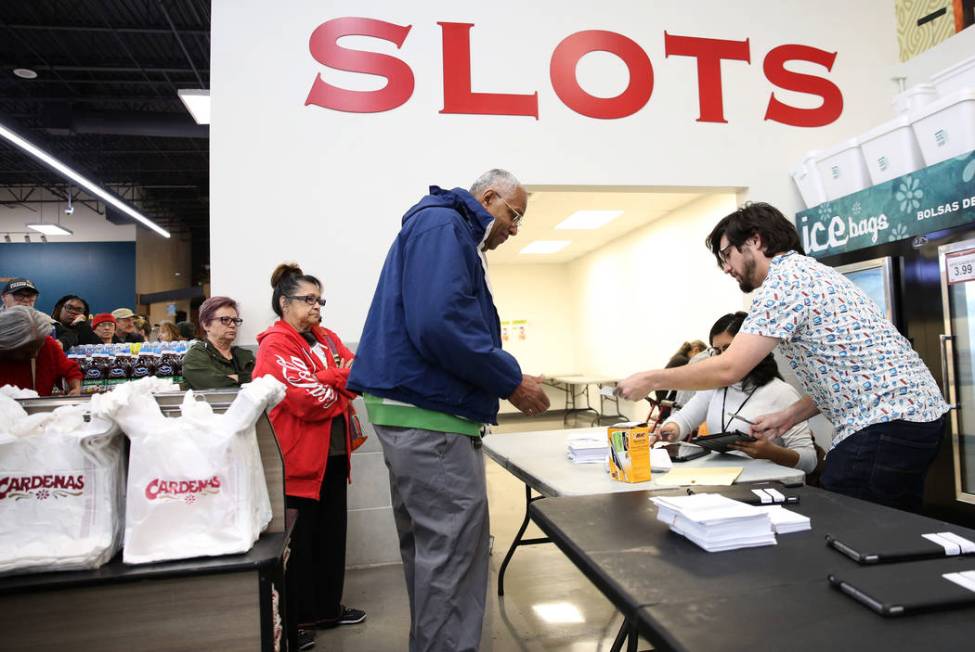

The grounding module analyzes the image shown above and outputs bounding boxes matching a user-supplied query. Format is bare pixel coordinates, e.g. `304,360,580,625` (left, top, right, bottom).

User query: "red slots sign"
305,17,843,127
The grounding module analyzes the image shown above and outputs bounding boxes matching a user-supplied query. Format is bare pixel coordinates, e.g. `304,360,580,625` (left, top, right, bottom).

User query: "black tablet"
828,559,975,616
689,430,756,454
662,442,710,462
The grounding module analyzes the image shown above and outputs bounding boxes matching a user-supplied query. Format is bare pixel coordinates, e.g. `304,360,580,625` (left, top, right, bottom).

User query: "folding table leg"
496,483,550,596
610,618,639,652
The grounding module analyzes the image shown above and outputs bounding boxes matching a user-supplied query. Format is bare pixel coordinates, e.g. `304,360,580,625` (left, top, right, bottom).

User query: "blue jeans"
820,415,947,512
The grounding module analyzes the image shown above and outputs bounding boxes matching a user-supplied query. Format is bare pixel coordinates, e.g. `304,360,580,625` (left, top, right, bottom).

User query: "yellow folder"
654,466,743,487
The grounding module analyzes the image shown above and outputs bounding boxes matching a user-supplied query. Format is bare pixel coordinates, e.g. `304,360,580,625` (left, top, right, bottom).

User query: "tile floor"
317,414,652,651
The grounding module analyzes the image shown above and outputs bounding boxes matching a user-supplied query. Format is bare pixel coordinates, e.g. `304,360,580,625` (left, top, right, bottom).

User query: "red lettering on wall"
305,17,415,113
438,22,538,118
549,30,653,119
763,44,843,127
664,32,750,124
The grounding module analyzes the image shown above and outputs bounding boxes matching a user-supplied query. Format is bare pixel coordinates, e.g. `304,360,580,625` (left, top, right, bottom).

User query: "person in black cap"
1,278,39,311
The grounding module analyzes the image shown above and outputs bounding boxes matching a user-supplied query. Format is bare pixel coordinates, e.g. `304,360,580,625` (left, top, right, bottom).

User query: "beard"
737,255,758,293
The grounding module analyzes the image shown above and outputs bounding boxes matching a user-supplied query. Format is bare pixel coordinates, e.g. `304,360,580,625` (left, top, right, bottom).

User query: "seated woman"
658,311,817,474
0,306,82,396
183,296,255,390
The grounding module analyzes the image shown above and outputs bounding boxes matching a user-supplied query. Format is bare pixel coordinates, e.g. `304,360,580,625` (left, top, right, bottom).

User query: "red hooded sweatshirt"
254,320,356,500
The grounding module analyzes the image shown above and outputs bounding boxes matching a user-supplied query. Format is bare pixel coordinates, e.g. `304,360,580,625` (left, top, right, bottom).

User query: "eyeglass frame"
495,192,525,226
216,316,244,326
286,294,327,307
62,303,86,314
717,242,736,266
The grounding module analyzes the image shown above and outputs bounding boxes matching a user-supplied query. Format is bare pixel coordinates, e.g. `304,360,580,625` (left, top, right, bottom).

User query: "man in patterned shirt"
618,202,948,512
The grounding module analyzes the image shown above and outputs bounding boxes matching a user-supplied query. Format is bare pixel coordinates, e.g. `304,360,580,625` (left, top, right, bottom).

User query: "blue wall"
0,242,136,315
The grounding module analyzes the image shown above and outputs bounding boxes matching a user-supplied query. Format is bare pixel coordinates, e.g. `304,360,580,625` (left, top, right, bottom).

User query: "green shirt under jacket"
182,340,256,390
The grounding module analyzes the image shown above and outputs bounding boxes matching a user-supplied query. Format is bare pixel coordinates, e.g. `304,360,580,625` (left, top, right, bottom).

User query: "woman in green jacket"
182,296,255,389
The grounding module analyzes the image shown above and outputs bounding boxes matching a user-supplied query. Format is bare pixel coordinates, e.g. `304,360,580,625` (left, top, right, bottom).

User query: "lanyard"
721,386,757,433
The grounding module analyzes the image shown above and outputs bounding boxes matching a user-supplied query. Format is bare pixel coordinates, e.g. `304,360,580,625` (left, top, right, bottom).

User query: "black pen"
726,412,756,426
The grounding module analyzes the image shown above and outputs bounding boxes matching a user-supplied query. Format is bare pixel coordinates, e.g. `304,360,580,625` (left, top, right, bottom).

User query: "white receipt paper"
943,570,975,593
923,532,975,556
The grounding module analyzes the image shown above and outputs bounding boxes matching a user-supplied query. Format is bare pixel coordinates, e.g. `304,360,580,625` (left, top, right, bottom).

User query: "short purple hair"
199,296,240,327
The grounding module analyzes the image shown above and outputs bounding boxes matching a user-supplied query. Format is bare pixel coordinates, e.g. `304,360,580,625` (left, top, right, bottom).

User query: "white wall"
490,193,743,420
567,193,741,378
491,264,578,377
212,0,903,344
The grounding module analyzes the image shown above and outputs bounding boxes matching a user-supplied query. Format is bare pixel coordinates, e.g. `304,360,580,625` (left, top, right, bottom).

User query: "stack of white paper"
567,436,608,464
651,493,776,552
755,505,811,534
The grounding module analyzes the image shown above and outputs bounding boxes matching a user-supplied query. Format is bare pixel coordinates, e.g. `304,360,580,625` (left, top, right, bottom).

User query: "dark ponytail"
270,263,321,317
708,311,782,392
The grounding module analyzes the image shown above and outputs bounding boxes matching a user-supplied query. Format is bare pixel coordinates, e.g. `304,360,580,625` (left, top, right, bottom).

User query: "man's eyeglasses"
63,304,85,314
718,243,735,265
287,294,327,307
217,316,244,326
496,194,525,226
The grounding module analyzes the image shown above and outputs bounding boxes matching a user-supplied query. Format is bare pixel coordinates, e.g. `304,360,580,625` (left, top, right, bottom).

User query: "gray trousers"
374,425,490,652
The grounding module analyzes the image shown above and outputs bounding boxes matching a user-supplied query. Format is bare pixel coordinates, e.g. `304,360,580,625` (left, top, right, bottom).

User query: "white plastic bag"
0,394,124,576
91,376,284,564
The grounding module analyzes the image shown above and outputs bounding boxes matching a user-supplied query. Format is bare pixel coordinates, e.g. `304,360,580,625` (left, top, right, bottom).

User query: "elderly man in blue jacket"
349,168,549,652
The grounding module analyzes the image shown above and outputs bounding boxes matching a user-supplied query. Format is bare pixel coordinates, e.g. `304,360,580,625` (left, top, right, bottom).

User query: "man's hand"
750,408,795,440
227,374,239,383
508,375,550,416
615,371,654,401
72,314,87,325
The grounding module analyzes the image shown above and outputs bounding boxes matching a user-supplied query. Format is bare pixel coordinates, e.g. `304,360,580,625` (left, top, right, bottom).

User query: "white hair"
469,169,521,198
0,306,53,350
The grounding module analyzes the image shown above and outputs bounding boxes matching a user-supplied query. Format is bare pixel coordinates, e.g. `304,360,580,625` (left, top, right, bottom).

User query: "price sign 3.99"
946,249,975,285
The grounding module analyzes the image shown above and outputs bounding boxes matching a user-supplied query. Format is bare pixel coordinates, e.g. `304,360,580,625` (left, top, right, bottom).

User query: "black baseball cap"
1,278,39,295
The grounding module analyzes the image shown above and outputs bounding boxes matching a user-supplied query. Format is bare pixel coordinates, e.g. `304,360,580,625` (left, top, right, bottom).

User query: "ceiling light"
24,234,30,243
0,121,170,238
3,234,11,243
178,89,211,125
531,602,585,624
555,210,624,230
519,240,571,255
13,68,37,79
40,234,48,243
27,223,73,236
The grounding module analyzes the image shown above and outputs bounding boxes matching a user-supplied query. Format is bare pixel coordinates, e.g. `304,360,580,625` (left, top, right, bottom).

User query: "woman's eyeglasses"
287,294,327,307
217,316,244,326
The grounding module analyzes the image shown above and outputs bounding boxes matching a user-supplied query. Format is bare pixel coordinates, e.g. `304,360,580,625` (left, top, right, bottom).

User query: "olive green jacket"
182,340,255,390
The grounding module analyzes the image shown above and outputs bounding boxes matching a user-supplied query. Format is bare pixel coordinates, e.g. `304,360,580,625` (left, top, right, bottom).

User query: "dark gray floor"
317,415,652,651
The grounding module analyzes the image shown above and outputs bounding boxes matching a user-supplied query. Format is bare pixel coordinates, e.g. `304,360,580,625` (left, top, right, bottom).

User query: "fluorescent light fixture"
27,223,73,236
0,121,170,238
178,89,211,125
13,68,37,79
519,240,571,255
555,210,623,230
532,602,585,624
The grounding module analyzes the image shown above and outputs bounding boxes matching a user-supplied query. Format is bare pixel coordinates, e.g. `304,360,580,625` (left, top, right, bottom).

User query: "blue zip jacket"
348,186,522,424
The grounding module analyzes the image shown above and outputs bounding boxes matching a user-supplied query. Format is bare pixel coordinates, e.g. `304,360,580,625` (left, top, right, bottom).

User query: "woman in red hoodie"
253,263,365,646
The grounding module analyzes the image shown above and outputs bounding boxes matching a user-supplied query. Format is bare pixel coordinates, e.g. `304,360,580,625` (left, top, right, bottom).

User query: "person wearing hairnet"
0,306,82,396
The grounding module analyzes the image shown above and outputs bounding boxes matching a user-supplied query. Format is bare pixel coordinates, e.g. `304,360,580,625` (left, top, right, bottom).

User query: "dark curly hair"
706,202,804,268
709,311,782,392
